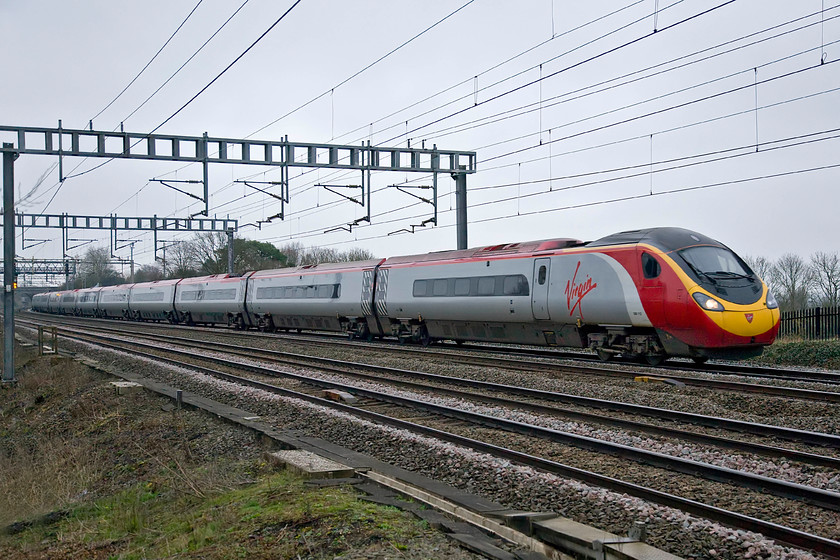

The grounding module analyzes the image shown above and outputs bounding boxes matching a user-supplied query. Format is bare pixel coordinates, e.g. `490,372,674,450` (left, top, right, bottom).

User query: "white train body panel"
46,292,61,313
98,284,134,318
377,240,651,346
57,290,78,314
128,280,179,320
246,260,382,332
174,274,250,324
76,287,102,316
543,252,651,328
31,293,49,312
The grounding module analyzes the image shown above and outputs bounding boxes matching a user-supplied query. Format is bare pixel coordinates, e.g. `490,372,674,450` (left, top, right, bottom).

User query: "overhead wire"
216,47,840,229
87,0,205,126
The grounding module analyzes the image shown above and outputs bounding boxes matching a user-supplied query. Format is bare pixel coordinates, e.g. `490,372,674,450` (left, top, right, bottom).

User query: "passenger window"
454,278,470,296
478,277,495,296
432,279,447,296
413,280,428,297
504,275,528,295
642,253,661,279
538,265,547,285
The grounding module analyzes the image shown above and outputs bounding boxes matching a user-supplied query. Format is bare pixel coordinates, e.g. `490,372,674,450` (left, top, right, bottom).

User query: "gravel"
42,326,836,560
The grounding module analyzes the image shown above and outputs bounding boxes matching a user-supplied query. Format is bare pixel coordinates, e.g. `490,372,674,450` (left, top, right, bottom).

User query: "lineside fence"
779,306,840,340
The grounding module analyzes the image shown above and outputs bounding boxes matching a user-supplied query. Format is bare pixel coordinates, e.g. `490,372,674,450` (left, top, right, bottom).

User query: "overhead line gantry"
0,123,477,384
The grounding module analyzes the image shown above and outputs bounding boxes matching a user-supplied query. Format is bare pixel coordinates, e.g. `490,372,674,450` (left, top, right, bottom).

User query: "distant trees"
275,241,375,266
152,234,375,278
60,237,376,287
744,251,840,311
76,247,124,287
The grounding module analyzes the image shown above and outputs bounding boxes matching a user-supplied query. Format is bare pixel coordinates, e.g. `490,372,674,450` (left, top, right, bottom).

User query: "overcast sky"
1,0,838,272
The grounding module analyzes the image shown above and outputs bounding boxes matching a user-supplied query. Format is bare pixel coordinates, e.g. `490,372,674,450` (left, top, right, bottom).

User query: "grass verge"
0,345,468,559
754,338,840,369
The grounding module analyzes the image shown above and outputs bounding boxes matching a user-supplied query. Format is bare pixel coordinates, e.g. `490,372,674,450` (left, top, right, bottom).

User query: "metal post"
202,132,209,217
453,165,468,250
3,143,19,384
129,243,135,282
226,227,234,274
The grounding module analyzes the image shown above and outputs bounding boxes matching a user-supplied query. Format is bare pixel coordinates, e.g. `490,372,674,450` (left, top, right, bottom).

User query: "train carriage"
31,292,50,313
98,284,134,319
128,279,179,321
57,290,79,315
75,287,102,317
245,260,384,337
29,227,780,363
174,274,251,326
376,240,579,345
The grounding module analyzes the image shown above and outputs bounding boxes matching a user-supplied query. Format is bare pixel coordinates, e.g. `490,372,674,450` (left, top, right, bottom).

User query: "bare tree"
189,232,229,274
133,264,164,283
166,241,201,278
277,241,305,267
743,255,773,285
77,247,124,287
771,253,813,311
278,242,376,266
342,247,376,261
810,251,840,307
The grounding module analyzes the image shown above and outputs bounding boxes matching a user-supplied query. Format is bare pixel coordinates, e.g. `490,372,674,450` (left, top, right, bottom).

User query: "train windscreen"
679,246,752,279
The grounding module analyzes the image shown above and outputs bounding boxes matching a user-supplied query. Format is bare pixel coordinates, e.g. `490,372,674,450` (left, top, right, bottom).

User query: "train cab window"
642,253,661,279
538,265,547,285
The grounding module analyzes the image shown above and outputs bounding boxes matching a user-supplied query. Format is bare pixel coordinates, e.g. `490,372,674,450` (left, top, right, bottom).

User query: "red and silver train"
32,227,780,364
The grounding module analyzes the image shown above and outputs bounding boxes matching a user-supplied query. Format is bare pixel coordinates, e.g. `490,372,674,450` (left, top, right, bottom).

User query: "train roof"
586,227,724,252
250,258,385,278
383,238,584,265
178,273,249,285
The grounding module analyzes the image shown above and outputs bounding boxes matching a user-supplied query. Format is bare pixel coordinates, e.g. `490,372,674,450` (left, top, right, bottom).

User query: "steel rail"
41,323,840,512
20,316,840,449
38,326,840,559
24,311,840,386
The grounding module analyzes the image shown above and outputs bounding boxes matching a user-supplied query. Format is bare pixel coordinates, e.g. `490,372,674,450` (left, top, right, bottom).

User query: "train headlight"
692,292,724,312
766,291,779,309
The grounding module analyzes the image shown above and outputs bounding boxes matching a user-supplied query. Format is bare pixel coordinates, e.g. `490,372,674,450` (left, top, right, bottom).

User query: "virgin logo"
565,261,597,317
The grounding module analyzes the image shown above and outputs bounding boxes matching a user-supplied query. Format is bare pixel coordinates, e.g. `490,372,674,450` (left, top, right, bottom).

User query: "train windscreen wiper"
682,260,717,285
708,270,755,282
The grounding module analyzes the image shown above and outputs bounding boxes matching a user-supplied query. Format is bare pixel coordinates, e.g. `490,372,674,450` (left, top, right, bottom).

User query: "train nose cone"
720,306,780,340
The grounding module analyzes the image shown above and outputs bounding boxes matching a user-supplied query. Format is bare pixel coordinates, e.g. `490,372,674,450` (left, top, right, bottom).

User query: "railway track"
24,311,839,386
17,316,840,558
24,312,840,404
20,316,840,449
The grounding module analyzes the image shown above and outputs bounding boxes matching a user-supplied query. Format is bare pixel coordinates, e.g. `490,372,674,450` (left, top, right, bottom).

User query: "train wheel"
644,354,666,367
596,349,612,362
692,356,709,365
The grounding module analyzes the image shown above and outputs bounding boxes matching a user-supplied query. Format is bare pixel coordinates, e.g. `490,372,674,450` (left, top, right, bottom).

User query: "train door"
637,249,664,324
532,258,551,320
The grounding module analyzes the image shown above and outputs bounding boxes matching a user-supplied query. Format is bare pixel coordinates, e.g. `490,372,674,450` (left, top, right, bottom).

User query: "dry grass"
0,344,468,559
